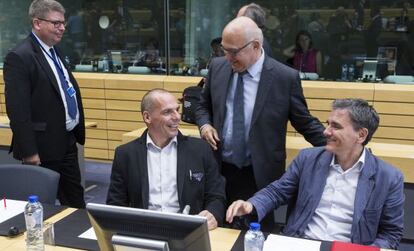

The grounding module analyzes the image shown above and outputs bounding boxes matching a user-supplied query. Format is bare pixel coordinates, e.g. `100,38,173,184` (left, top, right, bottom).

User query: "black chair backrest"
0,164,60,204
403,183,414,243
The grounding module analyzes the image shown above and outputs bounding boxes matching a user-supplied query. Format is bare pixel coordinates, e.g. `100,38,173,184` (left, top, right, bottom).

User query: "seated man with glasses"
4,0,86,208
195,16,325,232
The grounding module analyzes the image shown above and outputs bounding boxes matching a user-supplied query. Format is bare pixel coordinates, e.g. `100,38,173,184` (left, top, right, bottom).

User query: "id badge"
66,86,76,97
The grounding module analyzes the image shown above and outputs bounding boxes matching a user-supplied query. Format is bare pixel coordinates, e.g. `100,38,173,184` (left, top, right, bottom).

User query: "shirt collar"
245,47,265,79
330,147,366,172
146,134,177,150
31,32,53,51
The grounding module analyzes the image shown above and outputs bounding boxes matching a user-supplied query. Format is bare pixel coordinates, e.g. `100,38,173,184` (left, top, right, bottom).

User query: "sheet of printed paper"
78,227,97,240
0,199,27,223
264,234,321,251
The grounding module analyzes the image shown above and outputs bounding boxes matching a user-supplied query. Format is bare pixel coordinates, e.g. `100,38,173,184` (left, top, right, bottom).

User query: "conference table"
0,208,240,251
0,207,396,251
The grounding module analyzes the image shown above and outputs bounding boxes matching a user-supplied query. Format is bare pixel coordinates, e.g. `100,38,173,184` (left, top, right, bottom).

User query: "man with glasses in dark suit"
196,17,325,231
4,0,85,208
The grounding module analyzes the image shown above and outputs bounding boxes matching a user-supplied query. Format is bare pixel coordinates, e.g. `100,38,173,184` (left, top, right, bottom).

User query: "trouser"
222,161,275,232
41,133,85,208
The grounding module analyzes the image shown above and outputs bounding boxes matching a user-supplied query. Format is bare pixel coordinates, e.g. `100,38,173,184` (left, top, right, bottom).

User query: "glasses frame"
220,40,255,57
37,18,67,28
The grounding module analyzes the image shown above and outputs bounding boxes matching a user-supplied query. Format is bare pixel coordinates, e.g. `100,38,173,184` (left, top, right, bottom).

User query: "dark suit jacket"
4,35,85,161
195,56,325,189
250,147,404,249
106,131,226,224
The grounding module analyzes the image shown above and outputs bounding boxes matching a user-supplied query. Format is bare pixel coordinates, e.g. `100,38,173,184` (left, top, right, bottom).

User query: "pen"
3,195,6,209
183,205,190,215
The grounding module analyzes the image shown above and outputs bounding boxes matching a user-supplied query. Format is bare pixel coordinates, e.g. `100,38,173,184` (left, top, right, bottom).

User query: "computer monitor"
110,51,123,66
86,203,211,251
109,50,129,72
362,59,378,81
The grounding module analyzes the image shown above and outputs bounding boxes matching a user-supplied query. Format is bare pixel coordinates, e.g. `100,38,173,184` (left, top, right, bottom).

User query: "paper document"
263,234,321,251
0,199,27,223
78,227,97,240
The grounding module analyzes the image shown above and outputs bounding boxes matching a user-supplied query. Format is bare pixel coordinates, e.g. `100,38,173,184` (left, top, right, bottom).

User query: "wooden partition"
0,73,4,115
1,72,414,161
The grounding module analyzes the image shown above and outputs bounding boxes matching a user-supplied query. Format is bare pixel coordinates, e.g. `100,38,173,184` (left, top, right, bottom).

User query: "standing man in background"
4,0,85,208
196,17,325,230
237,3,273,57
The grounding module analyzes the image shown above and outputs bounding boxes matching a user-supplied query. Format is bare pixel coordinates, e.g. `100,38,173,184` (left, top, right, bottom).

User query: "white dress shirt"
303,149,366,242
146,135,180,213
32,32,79,131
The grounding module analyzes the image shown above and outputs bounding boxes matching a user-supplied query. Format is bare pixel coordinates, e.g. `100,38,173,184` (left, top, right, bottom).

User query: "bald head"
221,17,263,72
222,16,263,45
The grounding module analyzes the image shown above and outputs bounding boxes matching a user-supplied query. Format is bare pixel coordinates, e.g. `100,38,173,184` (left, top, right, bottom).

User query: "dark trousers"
41,133,85,208
222,161,275,232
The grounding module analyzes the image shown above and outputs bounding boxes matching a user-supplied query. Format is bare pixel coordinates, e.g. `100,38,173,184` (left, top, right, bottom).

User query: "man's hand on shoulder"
226,200,253,223
22,154,41,165
198,210,218,230
200,124,220,150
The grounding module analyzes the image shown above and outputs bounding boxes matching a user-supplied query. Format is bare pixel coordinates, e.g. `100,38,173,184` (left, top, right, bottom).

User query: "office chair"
0,164,60,204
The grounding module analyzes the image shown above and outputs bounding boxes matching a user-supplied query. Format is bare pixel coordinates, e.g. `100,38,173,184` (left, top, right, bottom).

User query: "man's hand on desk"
22,154,41,165
226,200,253,223
198,210,218,230
200,124,220,150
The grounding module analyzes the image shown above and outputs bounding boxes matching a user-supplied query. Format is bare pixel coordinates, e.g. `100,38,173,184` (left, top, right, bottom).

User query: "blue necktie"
49,48,78,119
232,71,247,168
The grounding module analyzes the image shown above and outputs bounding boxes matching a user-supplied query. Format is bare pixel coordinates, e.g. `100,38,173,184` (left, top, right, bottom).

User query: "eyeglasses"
220,40,255,57
37,18,67,28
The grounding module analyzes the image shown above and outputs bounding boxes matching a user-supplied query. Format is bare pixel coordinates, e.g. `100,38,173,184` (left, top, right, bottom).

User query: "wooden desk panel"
122,127,200,144
104,74,164,90
374,102,414,116
163,76,203,92
106,110,141,122
374,84,414,102
82,99,106,110
122,127,414,182
106,100,140,111
74,73,105,89
3,70,413,162
302,81,375,100
285,136,414,183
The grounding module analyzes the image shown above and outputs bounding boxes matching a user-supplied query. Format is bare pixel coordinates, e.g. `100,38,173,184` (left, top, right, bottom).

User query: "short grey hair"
141,89,171,113
332,98,379,145
244,3,266,29
29,0,65,21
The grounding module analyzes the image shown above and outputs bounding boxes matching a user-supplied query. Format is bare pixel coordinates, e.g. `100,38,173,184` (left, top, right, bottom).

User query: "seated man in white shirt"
226,98,404,249
107,89,226,230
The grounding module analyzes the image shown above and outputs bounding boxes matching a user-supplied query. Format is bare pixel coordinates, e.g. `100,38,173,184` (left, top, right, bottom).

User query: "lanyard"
30,32,67,82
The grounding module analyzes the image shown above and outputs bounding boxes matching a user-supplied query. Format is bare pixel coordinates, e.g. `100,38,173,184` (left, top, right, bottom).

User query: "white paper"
263,234,321,251
78,227,97,240
0,199,27,223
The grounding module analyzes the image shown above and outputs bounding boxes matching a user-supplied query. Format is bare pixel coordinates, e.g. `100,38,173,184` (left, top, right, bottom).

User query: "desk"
0,208,240,251
0,208,397,251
